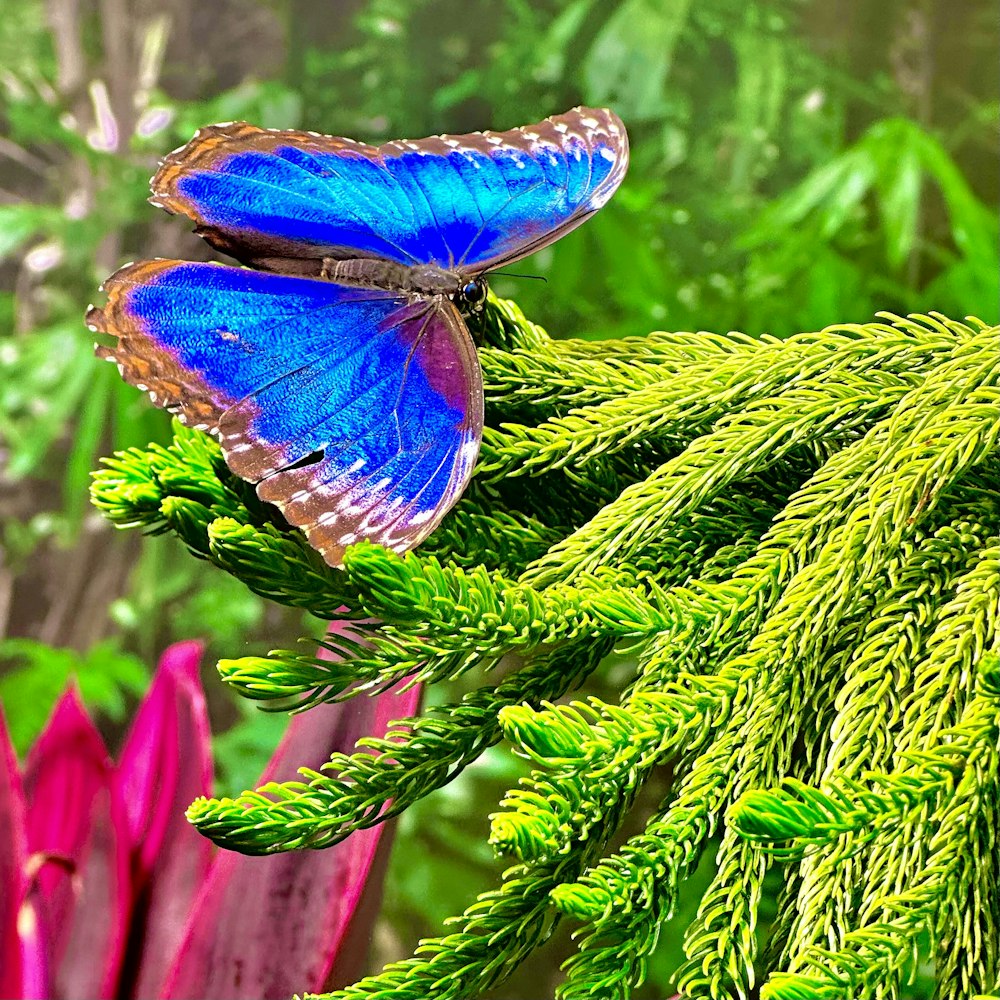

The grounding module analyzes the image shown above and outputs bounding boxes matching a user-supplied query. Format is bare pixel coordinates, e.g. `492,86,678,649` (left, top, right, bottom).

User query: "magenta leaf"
115,640,214,1000
0,705,44,999
23,687,131,1000
160,663,422,999
15,886,51,1000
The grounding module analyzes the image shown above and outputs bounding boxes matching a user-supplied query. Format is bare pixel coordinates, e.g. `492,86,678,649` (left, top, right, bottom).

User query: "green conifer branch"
206,517,355,617
767,541,1000,972
91,423,241,528
758,660,1000,999
307,854,582,1000
188,638,611,852
754,514,996,967
88,304,999,1000
91,422,363,615
553,671,761,999
478,345,670,418
472,292,551,352
936,765,1000,997
523,324,998,586
480,361,915,485
417,498,561,574
478,310,978,483
808,514,996,779
730,751,966,852
554,485,997,996
217,547,719,706
491,678,734,862
672,394,999,996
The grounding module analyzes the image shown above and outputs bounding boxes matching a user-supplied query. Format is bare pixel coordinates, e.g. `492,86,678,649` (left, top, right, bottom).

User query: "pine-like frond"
91,305,1000,999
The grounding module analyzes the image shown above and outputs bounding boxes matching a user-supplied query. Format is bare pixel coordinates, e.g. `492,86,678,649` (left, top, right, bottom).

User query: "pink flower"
0,639,420,999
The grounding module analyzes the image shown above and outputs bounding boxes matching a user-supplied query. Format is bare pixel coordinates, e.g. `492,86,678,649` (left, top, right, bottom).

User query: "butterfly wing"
151,107,628,273
88,261,482,566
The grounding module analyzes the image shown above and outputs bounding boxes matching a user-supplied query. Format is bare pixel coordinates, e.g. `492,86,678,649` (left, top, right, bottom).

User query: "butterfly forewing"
89,261,482,567
151,107,628,275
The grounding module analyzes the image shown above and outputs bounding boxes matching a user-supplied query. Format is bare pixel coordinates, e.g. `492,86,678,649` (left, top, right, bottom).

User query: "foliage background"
0,0,996,995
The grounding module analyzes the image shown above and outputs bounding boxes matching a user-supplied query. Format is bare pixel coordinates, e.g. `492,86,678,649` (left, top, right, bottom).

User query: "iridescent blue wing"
151,107,628,273
87,261,482,566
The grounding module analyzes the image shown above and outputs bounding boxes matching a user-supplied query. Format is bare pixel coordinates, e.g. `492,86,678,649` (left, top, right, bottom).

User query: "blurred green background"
0,0,996,994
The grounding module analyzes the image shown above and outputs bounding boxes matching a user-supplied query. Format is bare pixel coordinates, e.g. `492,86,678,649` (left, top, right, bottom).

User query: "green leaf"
583,0,692,120
873,132,922,270
0,639,148,755
0,203,59,260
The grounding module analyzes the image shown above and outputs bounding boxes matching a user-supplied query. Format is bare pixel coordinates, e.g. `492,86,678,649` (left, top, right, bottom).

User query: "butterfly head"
455,277,488,314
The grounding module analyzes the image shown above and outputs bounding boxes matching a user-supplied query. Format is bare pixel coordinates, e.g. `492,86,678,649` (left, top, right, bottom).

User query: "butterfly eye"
458,278,488,312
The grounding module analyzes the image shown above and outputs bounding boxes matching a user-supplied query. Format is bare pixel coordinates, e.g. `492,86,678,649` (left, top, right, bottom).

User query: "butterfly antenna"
493,271,547,283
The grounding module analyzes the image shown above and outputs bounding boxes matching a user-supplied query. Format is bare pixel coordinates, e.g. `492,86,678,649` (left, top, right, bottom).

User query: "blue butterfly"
88,107,629,567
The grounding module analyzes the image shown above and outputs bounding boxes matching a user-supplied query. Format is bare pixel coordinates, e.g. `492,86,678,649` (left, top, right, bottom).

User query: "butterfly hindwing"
88,260,482,566
151,107,628,274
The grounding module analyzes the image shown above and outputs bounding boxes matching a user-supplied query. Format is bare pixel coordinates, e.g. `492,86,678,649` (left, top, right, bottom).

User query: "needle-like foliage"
91,297,1000,999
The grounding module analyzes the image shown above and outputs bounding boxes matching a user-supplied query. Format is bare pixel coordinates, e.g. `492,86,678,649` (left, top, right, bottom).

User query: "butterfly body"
90,108,628,567
320,257,472,298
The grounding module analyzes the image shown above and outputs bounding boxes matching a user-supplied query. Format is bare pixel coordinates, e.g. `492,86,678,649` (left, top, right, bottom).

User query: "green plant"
91,297,1000,998
4,0,995,666
0,638,147,755
0,640,412,997
270,0,1000,339
3,1,998,993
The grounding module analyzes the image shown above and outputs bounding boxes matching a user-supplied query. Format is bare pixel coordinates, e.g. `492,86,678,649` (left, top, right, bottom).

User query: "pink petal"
23,687,131,1000
115,641,214,1000
0,705,40,999
16,884,51,1000
161,646,422,999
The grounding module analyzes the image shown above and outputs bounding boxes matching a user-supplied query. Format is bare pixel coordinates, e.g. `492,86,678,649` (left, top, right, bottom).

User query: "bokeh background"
1,0,996,995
